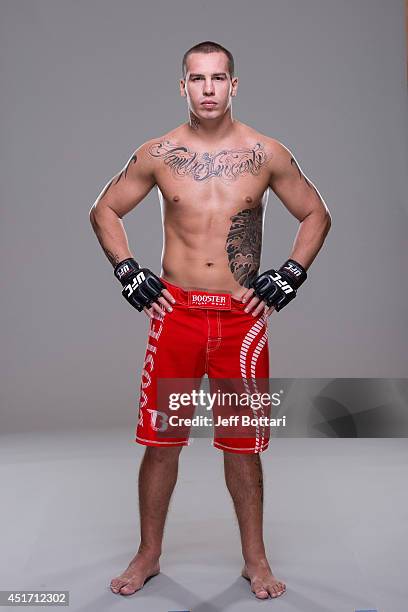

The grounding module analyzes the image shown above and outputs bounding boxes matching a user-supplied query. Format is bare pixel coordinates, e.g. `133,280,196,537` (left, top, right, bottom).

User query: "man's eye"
191,77,224,81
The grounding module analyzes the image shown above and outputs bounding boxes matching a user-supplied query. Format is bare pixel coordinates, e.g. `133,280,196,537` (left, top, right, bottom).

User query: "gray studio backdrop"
1,0,407,434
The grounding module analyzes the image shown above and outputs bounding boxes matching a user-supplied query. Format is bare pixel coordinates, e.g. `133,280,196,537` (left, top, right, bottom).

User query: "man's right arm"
89,140,175,316
89,140,156,266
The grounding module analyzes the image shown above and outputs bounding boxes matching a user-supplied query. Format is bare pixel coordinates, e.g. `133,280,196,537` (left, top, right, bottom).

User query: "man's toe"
268,581,285,597
119,582,138,595
252,580,269,599
110,579,127,592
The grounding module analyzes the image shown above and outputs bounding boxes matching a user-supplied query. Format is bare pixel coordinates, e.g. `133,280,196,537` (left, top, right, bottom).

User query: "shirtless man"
89,40,331,600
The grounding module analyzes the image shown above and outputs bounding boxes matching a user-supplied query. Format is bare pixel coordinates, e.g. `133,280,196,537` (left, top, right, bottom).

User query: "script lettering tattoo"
225,206,262,287
290,157,322,200
100,153,138,199
148,140,268,182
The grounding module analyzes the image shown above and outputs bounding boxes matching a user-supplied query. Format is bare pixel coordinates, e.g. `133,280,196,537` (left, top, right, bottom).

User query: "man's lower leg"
223,451,286,598
110,445,182,594
223,452,266,562
138,445,183,557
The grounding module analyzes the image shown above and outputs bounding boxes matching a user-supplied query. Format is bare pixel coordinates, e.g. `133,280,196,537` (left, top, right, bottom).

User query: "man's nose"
203,79,215,94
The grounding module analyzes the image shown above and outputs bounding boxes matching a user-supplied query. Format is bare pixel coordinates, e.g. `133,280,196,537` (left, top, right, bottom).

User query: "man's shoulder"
145,124,188,147
235,122,281,145
235,124,291,173
127,130,182,171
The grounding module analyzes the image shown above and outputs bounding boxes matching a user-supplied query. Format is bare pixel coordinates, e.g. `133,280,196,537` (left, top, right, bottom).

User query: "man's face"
180,51,238,120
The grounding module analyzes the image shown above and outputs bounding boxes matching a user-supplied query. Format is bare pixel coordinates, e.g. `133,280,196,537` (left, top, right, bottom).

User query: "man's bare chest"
149,139,272,206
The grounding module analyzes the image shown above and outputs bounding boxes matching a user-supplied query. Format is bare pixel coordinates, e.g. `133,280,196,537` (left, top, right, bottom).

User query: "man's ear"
179,79,186,97
231,77,239,97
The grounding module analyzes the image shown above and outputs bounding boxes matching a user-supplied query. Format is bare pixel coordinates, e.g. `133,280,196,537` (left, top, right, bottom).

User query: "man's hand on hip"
114,258,176,319
241,259,307,316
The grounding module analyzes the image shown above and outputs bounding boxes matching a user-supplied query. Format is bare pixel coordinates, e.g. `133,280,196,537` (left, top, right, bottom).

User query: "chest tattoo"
225,206,263,288
148,140,268,182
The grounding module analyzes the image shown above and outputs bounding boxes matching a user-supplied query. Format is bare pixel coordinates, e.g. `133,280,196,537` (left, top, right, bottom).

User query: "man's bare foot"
242,557,286,599
110,551,160,596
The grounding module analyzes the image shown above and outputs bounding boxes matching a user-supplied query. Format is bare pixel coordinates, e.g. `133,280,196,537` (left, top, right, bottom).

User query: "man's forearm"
288,210,331,270
89,206,133,267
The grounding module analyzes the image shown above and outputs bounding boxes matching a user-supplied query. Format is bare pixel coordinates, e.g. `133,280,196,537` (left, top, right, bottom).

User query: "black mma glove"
114,258,166,312
249,259,307,312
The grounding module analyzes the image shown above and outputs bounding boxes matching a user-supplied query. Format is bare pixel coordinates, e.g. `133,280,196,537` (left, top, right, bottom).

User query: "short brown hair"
182,41,234,79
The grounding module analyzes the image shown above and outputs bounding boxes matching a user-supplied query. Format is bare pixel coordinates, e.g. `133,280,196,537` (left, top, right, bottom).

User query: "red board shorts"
135,277,271,454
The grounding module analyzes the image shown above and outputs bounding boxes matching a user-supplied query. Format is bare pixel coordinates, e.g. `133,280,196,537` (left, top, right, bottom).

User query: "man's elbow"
89,204,97,229
89,203,104,232
309,206,332,238
320,209,332,242
325,210,332,232
303,207,332,231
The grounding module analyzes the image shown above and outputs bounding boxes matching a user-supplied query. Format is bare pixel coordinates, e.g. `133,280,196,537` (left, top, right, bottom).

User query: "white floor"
0,430,406,612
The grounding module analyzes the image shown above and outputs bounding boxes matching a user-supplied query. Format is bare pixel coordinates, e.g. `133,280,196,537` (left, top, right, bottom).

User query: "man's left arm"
267,139,332,269
242,140,332,314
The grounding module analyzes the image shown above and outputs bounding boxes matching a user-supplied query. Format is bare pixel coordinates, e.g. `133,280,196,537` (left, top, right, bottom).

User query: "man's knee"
223,450,263,463
144,445,184,463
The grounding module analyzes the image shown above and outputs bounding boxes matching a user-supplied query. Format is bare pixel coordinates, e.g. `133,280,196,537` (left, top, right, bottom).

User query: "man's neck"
187,109,238,143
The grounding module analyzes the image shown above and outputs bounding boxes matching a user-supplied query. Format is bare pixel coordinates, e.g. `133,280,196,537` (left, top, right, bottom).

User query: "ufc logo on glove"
124,271,146,297
270,272,295,295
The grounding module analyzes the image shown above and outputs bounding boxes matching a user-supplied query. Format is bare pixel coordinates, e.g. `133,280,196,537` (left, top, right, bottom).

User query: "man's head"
180,41,238,121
